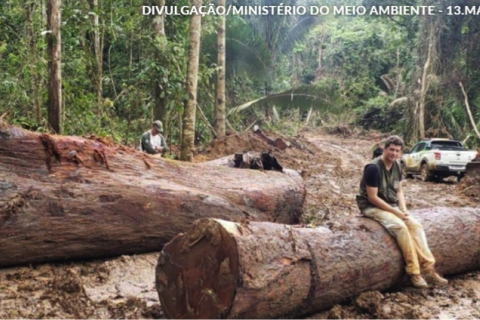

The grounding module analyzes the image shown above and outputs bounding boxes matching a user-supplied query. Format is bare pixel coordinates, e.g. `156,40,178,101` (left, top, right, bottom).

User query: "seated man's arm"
141,133,158,155
366,186,407,220
397,182,408,213
364,165,407,220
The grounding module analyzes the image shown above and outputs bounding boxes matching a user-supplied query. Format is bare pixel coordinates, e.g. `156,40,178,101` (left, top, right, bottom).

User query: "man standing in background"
140,120,168,156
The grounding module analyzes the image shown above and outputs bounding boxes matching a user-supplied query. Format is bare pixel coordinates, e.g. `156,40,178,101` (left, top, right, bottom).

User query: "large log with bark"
0,122,305,267
156,207,480,319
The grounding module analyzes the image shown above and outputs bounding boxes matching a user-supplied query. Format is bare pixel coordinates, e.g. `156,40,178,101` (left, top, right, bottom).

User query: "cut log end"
156,219,239,319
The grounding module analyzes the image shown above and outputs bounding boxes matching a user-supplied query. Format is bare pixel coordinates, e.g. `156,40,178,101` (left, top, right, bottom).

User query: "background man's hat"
153,120,163,132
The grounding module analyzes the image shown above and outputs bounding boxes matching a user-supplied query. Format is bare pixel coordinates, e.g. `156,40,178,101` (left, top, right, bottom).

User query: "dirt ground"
1,128,479,319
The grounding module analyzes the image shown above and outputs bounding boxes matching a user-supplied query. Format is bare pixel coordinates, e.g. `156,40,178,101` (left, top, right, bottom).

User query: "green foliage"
310,18,405,107
358,95,403,132
1,0,480,149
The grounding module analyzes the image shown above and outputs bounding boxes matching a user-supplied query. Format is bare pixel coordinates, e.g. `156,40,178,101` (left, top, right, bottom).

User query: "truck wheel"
421,163,432,182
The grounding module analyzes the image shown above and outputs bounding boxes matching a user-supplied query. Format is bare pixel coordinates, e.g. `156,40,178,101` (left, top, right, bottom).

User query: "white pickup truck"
400,139,477,182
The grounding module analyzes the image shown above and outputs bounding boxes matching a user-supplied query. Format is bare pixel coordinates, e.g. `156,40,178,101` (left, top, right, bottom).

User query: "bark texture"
156,207,480,319
0,122,304,267
47,0,62,134
214,0,226,138
181,0,202,161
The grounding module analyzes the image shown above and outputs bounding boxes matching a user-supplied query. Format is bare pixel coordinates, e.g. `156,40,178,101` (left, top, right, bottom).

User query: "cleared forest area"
2,0,480,318
1,128,479,318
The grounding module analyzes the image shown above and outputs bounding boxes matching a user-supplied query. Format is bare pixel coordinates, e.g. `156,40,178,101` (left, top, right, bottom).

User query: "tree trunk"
41,0,47,31
156,207,480,319
27,0,41,124
315,28,326,82
153,79,167,125
215,0,226,138
178,110,183,143
47,0,62,134
0,122,304,268
419,42,433,140
153,0,167,125
394,47,401,99
181,0,202,162
89,0,103,112
152,0,165,36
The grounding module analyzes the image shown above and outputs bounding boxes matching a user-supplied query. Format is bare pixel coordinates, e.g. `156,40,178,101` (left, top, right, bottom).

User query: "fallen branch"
196,103,217,137
305,107,313,125
244,120,258,132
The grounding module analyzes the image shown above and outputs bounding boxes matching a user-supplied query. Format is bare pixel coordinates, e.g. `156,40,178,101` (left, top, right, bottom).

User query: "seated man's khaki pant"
363,207,436,275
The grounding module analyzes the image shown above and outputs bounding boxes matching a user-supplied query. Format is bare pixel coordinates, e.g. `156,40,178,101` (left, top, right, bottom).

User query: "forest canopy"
1,0,480,159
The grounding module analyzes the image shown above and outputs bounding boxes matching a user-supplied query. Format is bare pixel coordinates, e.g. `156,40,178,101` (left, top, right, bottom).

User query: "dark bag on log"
233,152,283,171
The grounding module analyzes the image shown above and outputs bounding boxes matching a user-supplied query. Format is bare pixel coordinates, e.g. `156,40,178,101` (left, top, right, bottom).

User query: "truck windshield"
430,141,465,150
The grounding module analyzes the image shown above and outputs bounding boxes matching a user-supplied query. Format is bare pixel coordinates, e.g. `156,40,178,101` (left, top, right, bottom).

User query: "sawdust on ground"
1,127,479,319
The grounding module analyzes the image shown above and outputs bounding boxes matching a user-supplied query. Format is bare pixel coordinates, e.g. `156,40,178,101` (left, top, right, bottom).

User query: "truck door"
412,142,428,170
405,143,421,170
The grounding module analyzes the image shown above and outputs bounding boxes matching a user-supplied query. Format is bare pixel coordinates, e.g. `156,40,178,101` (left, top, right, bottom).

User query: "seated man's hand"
162,146,169,152
395,209,409,221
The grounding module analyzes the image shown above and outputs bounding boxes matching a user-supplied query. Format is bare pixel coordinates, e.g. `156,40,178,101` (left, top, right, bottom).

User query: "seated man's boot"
423,270,449,286
410,274,429,288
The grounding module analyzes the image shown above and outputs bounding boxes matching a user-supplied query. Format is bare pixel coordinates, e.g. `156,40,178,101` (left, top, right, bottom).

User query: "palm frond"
200,14,273,79
281,15,322,54
389,96,409,107
226,38,271,76
228,82,344,115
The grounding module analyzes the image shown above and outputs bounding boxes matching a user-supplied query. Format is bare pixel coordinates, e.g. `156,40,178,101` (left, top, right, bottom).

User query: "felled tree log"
156,207,480,319
0,122,305,267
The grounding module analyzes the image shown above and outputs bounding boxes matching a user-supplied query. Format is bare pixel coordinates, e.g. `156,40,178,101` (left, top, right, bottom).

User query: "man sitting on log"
356,135,448,288
140,120,168,156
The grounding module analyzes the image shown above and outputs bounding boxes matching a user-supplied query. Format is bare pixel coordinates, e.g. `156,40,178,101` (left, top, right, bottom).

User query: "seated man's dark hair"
384,135,404,149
